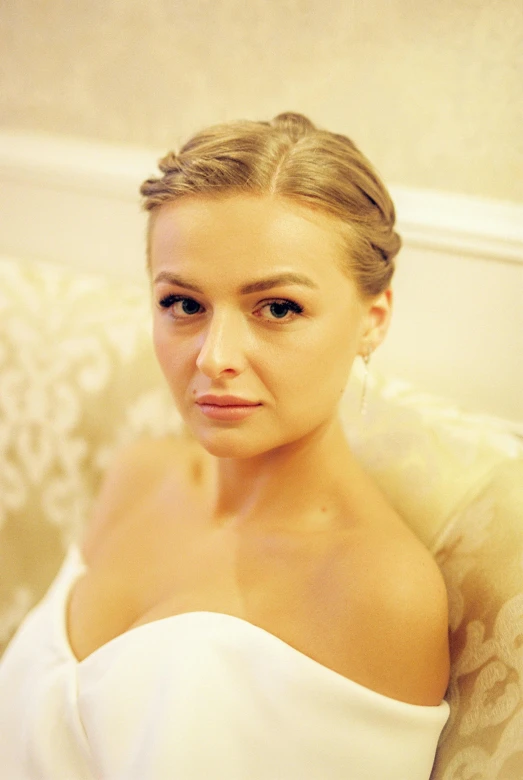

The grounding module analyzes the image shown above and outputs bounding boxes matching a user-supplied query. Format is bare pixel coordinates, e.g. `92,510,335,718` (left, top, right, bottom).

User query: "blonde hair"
140,112,400,297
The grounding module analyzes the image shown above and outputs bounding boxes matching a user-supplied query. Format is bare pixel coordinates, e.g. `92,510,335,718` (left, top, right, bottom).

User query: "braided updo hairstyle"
140,113,401,298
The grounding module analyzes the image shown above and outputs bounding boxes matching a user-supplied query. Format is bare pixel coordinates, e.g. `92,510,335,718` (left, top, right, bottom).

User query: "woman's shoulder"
331,519,450,706
371,534,449,705
81,435,205,564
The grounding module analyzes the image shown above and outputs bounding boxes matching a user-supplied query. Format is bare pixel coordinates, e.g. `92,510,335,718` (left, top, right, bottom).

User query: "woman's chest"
68,514,349,667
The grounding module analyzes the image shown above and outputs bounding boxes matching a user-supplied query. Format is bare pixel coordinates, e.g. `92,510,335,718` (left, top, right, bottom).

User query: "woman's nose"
195,311,248,379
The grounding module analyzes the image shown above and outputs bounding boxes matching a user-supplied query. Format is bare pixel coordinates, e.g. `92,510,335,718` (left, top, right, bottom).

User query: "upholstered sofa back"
1,254,522,778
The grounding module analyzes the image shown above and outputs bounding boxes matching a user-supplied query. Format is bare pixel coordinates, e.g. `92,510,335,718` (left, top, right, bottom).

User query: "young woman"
0,113,450,778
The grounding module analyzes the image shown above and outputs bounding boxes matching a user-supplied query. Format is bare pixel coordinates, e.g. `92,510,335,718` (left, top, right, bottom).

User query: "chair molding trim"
1,130,522,265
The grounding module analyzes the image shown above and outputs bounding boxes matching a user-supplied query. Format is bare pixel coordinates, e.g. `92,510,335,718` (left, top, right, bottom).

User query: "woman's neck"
209,415,356,532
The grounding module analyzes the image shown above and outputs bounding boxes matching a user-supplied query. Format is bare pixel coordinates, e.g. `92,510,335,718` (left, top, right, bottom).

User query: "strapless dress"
0,545,449,779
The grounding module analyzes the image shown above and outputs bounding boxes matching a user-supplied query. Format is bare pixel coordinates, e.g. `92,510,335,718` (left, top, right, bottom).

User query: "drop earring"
360,349,371,416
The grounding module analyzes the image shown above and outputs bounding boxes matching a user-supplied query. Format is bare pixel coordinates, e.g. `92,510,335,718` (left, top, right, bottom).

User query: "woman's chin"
188,424,271,460
198,435,263,459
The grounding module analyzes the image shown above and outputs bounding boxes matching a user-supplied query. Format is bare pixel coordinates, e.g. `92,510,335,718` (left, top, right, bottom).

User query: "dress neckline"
58,545,448,713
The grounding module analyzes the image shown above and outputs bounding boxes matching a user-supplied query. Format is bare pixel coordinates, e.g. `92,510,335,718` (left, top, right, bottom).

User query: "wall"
1,0,522,203
0,0,522,428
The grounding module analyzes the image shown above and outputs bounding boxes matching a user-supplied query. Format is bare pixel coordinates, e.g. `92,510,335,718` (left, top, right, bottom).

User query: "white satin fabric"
0,546,449,779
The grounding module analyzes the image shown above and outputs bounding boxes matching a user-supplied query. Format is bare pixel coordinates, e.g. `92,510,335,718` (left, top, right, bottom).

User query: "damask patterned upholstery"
0,255,182,652
432,459,523,777
1,254,522,779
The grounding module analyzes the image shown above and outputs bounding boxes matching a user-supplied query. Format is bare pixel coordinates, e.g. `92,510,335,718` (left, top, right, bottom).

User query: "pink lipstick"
195,394,261,421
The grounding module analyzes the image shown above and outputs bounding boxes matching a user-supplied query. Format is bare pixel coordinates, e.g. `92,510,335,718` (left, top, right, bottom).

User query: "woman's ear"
359,287,393,356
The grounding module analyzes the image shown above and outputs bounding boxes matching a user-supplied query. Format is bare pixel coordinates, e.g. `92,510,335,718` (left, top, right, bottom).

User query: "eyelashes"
159,294,202,315
157,294,304,323
262,300,303,320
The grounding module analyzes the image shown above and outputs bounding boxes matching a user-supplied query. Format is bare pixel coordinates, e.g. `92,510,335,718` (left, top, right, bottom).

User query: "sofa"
1,253,522,779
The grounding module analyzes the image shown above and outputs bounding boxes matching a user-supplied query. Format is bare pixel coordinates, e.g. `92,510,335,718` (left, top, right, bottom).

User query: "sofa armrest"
430,458,523,778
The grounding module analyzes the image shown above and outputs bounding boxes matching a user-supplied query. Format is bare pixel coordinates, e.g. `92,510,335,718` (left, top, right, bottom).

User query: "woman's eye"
158,295,203,317
256,300,304,322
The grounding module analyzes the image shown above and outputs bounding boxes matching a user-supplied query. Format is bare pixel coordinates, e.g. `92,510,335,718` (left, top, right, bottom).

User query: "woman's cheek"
153,328,185,383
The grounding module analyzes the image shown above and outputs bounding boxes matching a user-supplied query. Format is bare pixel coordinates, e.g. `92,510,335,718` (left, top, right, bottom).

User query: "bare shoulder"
375,536,450,705
81,434,206,563
334,524,450,706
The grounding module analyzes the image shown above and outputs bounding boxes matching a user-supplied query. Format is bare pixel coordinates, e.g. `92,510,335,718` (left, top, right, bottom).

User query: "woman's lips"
195,395,262,421
197,403,261,421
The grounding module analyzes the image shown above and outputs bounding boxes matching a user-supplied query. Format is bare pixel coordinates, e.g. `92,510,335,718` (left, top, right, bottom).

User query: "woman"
0,113,450,778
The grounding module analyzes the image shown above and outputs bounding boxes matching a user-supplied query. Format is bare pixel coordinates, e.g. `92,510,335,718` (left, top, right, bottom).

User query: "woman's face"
150,195,390,458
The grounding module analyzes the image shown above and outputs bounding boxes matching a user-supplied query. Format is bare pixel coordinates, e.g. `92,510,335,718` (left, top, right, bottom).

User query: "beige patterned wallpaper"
1,0,522,202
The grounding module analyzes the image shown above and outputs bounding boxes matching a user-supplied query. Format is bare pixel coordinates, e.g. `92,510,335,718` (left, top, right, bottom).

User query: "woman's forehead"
149,194,349,279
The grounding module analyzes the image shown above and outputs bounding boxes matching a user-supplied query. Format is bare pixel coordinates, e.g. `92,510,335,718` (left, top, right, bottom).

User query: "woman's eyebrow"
153,271,318,294
153,271,202,292
240,273,318,294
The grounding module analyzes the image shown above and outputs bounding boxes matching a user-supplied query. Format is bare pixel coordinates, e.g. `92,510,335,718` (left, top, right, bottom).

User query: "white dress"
0,546,449,779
